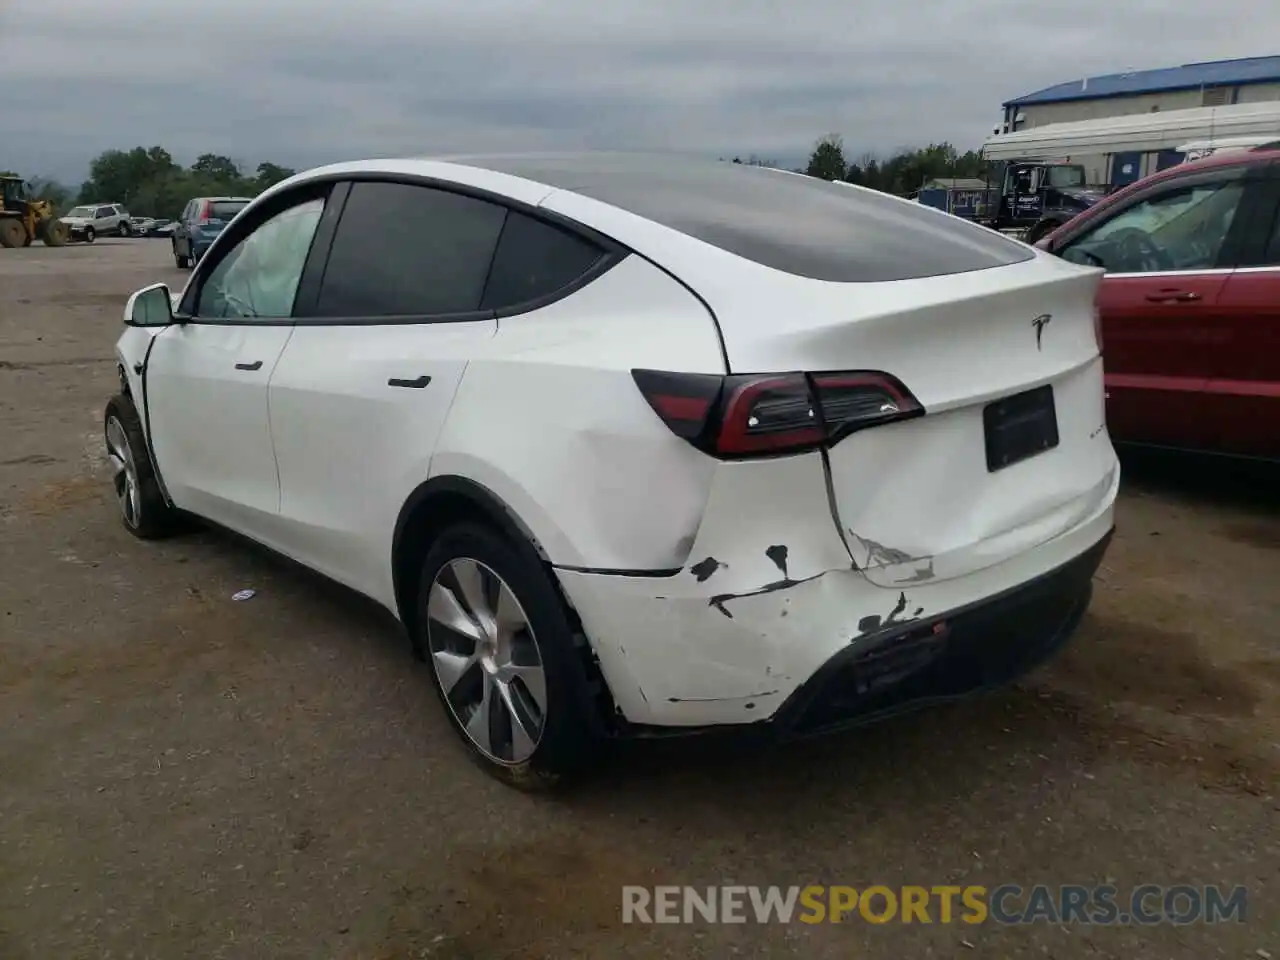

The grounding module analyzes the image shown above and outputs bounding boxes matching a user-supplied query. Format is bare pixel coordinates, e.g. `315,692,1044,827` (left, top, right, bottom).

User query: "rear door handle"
388,375,431,388
1145,290,1202,303
235,360,263,371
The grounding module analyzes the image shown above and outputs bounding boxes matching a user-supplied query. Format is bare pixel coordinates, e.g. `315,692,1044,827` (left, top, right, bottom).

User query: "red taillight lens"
718,375,824,453
632,368,923,459
197,200,212,223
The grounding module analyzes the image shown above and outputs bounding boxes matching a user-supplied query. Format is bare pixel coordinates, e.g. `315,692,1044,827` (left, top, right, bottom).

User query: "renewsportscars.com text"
621,884,1247,926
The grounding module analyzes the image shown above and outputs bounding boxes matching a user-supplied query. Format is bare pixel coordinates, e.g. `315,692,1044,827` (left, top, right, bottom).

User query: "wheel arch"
391,474,553,641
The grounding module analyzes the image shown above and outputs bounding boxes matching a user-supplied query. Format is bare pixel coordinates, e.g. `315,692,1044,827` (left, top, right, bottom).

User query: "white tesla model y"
107,155,1118,787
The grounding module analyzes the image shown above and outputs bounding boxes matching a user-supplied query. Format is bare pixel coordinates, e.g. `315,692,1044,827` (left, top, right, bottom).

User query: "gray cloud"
1,0,1274,182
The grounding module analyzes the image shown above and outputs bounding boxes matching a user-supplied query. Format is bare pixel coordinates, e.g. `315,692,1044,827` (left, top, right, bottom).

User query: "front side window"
1265,200,1280,266
1060,180,1245,274
314,181,507,317
194,197,325,320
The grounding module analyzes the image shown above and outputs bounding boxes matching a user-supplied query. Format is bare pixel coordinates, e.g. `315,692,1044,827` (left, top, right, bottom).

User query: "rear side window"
481,211,605,311
316,181,507,317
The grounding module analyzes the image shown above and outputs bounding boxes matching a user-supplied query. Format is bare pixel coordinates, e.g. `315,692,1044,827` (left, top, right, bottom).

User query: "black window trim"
289,172,630,327
178,181,338,326
1052,162,1266,273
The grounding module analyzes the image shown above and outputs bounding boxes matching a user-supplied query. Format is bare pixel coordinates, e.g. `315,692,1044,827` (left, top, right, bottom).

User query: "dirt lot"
1,240,1277,959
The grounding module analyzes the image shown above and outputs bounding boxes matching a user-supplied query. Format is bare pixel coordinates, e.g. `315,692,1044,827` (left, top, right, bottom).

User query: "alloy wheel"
426,558,547,764
105,417,141,528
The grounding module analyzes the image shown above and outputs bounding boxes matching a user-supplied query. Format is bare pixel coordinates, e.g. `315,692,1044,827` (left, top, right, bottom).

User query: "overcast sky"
1,0,1275,183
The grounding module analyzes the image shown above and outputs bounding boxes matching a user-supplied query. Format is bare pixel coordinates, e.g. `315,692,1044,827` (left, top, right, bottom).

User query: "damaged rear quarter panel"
556,451,863,724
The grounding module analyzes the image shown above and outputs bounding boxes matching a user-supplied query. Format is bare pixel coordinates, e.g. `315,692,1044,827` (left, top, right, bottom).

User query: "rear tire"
416,522,606,790
0,218,23,248
104,394,184,540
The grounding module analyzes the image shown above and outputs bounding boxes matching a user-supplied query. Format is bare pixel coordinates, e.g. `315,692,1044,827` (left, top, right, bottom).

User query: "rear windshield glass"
208,201,249,220
464,156,1033,282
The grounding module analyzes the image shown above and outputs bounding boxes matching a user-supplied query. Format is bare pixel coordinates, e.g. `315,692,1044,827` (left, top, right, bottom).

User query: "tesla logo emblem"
1032,314,1052,350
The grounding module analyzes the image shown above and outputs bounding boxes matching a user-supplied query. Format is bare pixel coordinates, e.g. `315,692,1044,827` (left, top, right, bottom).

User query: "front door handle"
1145,290,1202,303
235,360,263,371
388,375,431,388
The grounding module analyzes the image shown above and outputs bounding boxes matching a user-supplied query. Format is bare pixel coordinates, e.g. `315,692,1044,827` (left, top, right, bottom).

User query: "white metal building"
1000,56,1280,186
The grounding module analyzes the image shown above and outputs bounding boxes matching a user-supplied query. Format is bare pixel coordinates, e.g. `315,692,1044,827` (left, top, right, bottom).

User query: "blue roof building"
1004,55,1280,107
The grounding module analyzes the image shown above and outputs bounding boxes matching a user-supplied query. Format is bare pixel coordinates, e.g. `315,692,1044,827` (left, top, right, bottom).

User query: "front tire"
173,242,189,269
84,226,96,243
118,221,131,237
417,523,605,790
104,394,183,539
0,218,24,248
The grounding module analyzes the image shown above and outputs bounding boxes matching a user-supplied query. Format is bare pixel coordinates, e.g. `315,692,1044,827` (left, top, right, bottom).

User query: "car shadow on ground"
1115,445,1280,516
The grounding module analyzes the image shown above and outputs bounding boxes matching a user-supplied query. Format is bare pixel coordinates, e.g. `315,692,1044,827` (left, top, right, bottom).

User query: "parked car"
59,203,133,242
172,196,252,267
1039,144,1280,460
106,156,1118,787
130,216,169,236
149,220,177,238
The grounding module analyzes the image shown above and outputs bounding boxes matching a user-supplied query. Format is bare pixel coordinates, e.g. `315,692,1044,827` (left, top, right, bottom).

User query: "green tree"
805,134,848,181
254,162,296,189
191,153,241,182
80,146,179,204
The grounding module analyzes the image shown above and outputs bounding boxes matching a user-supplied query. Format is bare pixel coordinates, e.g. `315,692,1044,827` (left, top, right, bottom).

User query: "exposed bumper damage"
555,451,1119,729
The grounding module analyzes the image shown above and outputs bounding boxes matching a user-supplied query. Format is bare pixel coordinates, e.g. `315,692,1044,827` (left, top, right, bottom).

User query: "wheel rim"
105,417,141,528
426,558,547,765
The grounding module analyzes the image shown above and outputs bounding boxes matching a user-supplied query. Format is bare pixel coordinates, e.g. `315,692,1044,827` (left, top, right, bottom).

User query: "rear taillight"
197,200,212,224
632,368,923,459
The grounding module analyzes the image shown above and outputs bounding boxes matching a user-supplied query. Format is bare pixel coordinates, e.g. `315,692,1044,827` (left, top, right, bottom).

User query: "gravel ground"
1,240,1277,959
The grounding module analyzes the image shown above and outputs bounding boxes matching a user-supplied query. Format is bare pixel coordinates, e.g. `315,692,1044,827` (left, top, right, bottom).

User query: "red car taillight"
197,200,212,224
632,368,924,459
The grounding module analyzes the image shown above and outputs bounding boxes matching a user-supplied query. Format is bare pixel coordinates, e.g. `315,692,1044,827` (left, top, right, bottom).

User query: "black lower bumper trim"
770,529,1113,739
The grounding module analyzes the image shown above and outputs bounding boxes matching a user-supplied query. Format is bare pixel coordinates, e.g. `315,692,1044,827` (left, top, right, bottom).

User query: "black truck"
923,161,1109,243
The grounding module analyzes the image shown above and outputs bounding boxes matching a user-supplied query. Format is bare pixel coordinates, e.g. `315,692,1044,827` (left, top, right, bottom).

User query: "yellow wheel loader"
0,175,70,248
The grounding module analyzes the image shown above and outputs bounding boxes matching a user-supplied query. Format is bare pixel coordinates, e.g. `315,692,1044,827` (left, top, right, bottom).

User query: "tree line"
10,134,981,221
802,133,988,194
9,147,297,220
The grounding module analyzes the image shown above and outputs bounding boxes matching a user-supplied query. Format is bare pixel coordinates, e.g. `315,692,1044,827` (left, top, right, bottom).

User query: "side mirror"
124,283,175,328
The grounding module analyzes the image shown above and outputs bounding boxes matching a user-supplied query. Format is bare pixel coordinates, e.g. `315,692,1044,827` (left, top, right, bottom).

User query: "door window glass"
194,197,325,320
1060,180,1245,273
314,181,507,317
1265,201,1280,265
480,211,605,311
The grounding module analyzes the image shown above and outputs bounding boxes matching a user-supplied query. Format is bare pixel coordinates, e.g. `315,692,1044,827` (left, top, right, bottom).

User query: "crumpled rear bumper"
555,453,1117,730
769,529,1108,739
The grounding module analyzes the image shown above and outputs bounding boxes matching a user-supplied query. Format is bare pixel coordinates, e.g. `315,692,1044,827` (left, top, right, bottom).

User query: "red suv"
1041,145,1280,460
